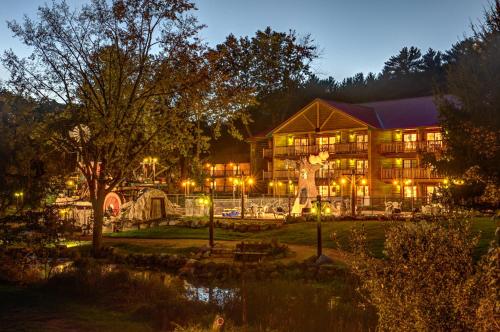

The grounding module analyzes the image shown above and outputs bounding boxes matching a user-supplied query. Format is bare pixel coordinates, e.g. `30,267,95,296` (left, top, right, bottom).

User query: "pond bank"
0,259,377,332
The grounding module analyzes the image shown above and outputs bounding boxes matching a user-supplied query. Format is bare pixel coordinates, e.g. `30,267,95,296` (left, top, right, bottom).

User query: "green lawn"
108,217,497,259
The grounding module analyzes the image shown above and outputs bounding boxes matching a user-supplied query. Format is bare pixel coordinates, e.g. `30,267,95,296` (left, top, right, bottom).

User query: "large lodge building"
245,96,447,204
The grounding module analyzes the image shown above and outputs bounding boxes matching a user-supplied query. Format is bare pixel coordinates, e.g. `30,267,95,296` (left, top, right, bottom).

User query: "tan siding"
276,115,314,133
318,104,331,125
303,107,317,128
322,112,365,130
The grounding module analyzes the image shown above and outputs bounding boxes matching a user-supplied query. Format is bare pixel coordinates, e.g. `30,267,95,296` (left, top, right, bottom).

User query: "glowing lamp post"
14,191,24,209
206,163,216,247
340,169,367,216
182,179,196,196
66,179,75,197
239,174,254,220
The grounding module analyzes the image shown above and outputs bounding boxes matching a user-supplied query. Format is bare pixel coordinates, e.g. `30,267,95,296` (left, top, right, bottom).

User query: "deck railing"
380,167,442,180
379,141,443,154
273,142,368,157
262,148,273,158
264,168,367,179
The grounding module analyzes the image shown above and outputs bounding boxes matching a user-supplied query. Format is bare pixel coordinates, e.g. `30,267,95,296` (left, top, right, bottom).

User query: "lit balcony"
380,167,442,180
273,143,368,158
317,168,367,179
263,148,273,158
379,141,443,154
264,168,367,180
263,170,299,179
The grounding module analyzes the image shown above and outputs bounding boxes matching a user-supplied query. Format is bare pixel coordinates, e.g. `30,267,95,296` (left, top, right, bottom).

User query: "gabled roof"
265,95,445,136
323,100,382,128
359,96,441,129
270,98,373,135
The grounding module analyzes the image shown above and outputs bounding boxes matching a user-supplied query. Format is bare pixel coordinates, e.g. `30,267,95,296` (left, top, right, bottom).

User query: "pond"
131,268,378,332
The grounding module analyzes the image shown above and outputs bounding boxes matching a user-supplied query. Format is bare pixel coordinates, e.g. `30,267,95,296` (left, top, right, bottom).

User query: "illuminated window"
426,132,442,141
403,159,417,169
403,133,417,151
404,185,417,198
426,132,443,151
294,138,308,146
294,138,308,154
426,185,437,197
357,135,368,142
403,133,417,141
356,160,368,169
356,134,368,150
357,185,369,197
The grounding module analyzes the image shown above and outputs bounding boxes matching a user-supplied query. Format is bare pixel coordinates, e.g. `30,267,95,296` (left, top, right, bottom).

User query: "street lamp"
239,173,254,220
205,163,216,247
340,169,367,216
181,179,196,196
312,195,325,258
14,191,24,209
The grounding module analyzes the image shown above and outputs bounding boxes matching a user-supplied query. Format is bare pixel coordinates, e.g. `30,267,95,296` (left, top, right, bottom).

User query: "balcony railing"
210,169,245,177
317,168,367,179
263,170,299,179
273,143,368,158
380,167,442,180
380,141,443,154
264,168,367,180
263,148,273,158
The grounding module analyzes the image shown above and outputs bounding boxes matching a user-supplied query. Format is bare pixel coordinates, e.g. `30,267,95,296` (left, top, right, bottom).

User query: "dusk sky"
0,0,492,82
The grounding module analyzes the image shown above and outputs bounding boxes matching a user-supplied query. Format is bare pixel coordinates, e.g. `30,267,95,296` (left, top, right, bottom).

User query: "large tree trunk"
91,184,106,256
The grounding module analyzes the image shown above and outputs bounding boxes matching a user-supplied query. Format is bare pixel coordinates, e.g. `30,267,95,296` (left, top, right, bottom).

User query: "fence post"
209,187,214,247
317,195,322,258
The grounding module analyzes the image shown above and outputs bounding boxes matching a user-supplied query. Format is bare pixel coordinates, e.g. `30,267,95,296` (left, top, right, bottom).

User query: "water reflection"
44,263,376,331
130,268,377,332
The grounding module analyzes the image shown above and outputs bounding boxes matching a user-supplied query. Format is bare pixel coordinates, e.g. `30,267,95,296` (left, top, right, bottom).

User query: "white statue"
291,151,329,216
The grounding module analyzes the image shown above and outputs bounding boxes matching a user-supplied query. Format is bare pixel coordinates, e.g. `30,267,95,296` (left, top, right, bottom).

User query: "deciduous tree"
2,0,252,254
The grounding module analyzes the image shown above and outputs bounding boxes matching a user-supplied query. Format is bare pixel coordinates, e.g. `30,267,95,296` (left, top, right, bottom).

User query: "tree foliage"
382,46,423,79
0,91,71,215
2,0,253,253
430,1,500,204
215,27,318,130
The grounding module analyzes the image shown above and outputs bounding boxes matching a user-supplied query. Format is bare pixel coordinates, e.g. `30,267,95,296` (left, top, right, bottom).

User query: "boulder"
315,254,334,265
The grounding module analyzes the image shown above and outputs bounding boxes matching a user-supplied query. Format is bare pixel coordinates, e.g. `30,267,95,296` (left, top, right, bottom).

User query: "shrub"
349,219,499,331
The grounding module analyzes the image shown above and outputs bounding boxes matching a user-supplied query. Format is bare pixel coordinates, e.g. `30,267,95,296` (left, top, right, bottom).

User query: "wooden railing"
317,168,367,179
210,170,245,177
264,168,367,179
263,171,273,179
379,141,443,154
380,167,442,180
263,170,299,179
262,148,273,158
273,143,368,157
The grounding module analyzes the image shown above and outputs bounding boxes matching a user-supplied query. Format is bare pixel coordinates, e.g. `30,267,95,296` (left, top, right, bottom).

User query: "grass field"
108,218,497,259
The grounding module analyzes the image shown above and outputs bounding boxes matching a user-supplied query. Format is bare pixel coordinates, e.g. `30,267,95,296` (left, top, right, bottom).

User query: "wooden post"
209,186,214,247
317,195,322,258
351,169,356,216
241,173,245,219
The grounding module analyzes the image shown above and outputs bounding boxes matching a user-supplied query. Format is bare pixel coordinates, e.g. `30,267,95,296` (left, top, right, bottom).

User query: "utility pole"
209,166,215,247
240,172,245,219
316,195,322,258
351,169,356,216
